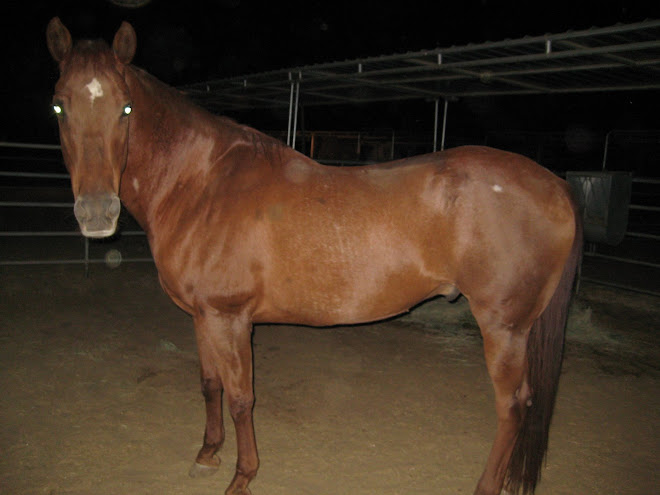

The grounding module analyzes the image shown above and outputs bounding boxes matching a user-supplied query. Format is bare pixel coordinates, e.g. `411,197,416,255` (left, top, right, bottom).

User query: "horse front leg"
190,309,259,495
189,362,224,476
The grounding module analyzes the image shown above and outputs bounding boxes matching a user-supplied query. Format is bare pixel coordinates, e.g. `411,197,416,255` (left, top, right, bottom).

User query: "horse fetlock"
226,470,256,495
236,462,259,480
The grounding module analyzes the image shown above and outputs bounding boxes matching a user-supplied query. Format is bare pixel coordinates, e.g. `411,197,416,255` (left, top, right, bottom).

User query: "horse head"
47,17,136,238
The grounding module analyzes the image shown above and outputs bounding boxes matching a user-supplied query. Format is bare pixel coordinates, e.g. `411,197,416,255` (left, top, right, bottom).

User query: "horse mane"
128,64,288,164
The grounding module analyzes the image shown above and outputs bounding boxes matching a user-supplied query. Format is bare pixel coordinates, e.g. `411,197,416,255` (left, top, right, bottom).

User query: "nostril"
73,198,90,223
106,195,121,219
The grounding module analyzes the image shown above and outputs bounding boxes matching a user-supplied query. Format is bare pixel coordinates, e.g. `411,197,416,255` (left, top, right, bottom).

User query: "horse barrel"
567,171,632,246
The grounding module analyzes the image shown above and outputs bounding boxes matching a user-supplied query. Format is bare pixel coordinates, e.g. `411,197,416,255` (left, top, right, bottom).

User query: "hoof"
226,488,252,495
189,456,220,478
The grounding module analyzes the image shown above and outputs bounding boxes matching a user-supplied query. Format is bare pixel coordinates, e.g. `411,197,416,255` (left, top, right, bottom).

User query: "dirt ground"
1,263,658,495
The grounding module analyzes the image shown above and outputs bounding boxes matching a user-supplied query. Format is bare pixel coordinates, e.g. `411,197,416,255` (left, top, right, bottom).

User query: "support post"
291,81,300,150
287,73,301,149
287,73,294,147
602,130,612,171
441,99,449,151
433,99,439,152
433,98,449,152
84,236,89,278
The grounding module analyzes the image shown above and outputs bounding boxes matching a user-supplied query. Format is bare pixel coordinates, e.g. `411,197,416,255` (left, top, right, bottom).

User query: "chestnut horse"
47,18,581,495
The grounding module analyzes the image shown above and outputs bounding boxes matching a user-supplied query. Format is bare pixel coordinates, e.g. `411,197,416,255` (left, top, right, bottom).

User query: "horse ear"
47,17,72,63
113,21,137,65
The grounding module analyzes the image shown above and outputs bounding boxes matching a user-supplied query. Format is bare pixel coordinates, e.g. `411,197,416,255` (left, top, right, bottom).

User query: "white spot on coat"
492,184,503,193
86,78,104,103
132,178,139,192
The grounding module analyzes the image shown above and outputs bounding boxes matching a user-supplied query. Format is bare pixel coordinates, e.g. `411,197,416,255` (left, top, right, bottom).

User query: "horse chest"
151,226,263,314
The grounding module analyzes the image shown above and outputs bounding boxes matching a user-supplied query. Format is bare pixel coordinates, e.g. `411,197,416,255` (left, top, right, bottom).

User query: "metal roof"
182,20,660,113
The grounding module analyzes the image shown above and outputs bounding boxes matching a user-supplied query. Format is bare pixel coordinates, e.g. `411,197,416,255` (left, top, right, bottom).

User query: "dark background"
3,0,660,145
2,1,659,294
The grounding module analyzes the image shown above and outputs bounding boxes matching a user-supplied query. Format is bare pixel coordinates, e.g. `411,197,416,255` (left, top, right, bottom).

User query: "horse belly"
254,256,456,326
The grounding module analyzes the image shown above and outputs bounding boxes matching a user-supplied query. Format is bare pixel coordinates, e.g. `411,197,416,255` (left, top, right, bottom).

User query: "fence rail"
2,141,658,293
0,142,151,274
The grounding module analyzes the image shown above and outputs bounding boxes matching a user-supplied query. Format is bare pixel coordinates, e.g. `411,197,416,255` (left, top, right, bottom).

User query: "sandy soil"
1,263,658,495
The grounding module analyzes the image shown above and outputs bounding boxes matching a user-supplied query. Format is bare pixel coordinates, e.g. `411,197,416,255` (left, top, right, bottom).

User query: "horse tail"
507,208,583,495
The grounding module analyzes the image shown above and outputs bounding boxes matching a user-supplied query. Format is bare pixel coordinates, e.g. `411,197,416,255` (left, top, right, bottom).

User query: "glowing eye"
123,104,132,116
53,104,63,115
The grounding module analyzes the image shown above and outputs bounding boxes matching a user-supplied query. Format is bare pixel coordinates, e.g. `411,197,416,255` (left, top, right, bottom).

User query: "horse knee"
228,394,255,420
201,377,222,401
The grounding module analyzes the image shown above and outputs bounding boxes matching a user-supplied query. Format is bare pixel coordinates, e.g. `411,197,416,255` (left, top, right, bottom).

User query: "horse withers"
47,17,581,495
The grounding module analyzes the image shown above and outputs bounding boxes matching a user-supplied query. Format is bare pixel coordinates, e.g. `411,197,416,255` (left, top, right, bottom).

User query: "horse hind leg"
473,317,532,495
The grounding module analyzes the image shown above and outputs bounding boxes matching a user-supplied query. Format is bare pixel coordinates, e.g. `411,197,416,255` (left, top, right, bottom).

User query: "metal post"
287,73,301,149
287,74,294,146
441,99,449,151
602,130,612,171
291,81,300,150
84,236,89,278
433,99,439,152
433,99,449,151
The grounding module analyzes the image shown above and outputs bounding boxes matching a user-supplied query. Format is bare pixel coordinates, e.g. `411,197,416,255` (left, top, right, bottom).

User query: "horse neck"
119,67,219,234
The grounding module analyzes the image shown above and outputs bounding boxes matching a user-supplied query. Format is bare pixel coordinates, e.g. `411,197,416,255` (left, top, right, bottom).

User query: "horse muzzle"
73,193,121,238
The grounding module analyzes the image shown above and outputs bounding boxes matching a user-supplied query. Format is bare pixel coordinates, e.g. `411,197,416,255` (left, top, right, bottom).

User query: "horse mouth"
80,225,118,238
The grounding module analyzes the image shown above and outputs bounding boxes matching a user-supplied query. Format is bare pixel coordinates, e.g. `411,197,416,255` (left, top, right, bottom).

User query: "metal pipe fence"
0,142,152,275
2,140,658,294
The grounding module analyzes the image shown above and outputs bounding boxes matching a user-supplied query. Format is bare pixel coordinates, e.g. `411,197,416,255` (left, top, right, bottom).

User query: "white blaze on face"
85,78,104,103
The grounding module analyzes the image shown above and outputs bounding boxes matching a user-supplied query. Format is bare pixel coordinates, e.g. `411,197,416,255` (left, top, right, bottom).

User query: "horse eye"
122,104,132,116
53,104,63,116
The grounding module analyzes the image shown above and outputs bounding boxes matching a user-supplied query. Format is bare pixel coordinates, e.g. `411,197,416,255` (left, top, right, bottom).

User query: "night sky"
4,0,660,144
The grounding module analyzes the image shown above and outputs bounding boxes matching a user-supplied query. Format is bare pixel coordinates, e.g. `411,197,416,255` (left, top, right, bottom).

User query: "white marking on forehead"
132,178,139,192
85,78,104,103
492,184,503,193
